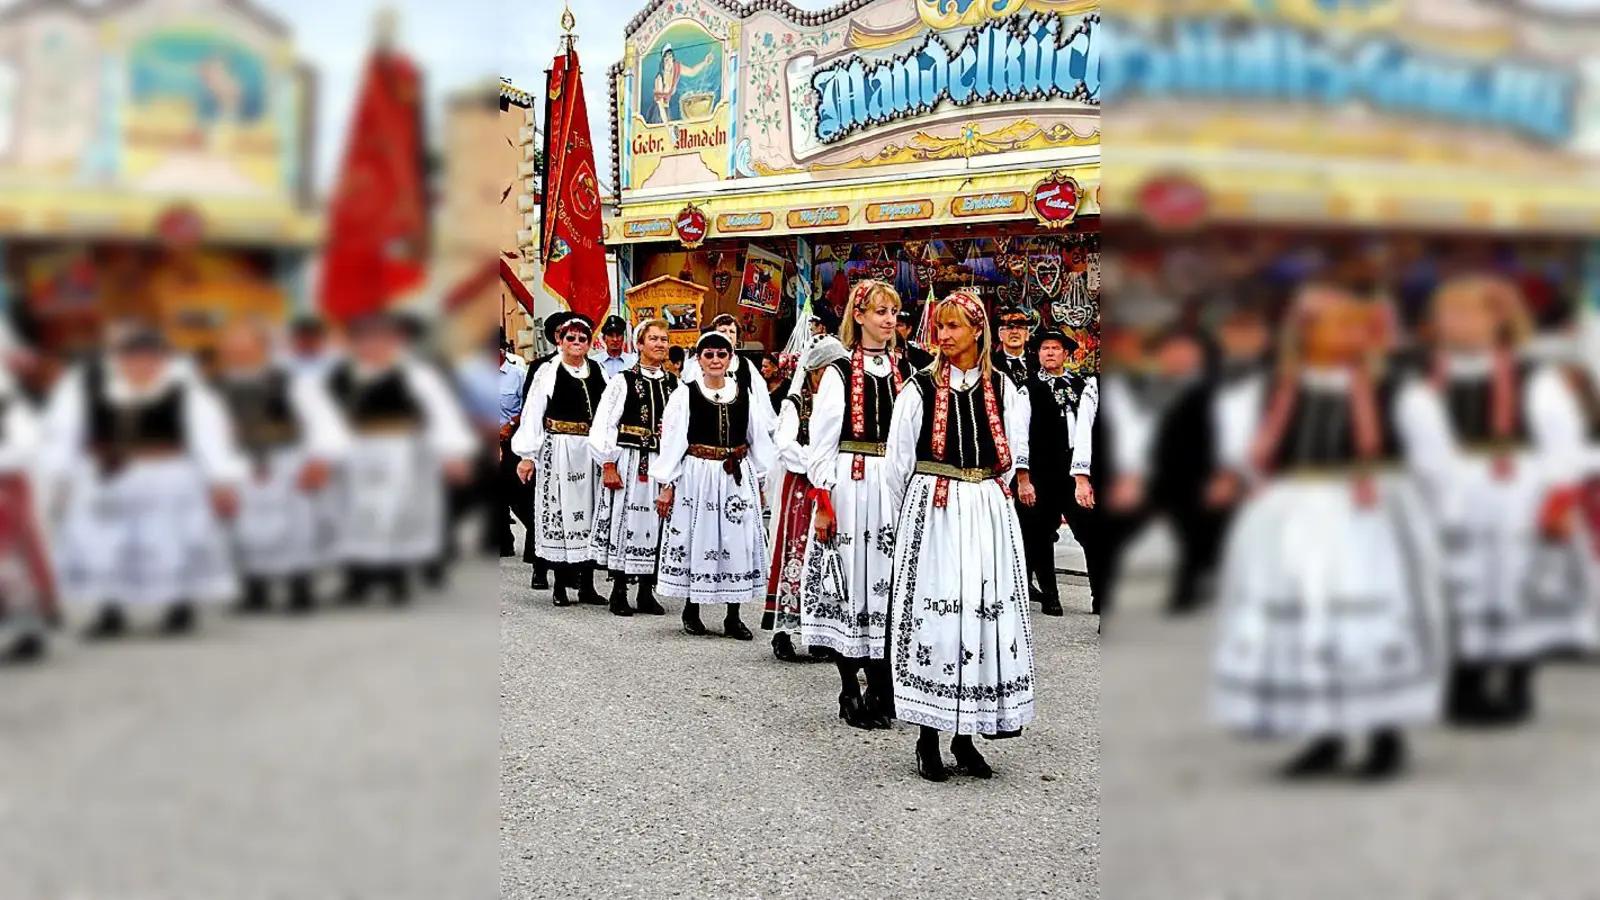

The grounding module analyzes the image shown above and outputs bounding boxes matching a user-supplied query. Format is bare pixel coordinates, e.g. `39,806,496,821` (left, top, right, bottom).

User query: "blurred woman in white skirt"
651,331,775,640
882,288,1036,782
0,361,57,659
213,319,352,615
42,323,246,637
1210,284,1448,780
325,314,476,605
587,318,677,616
801,281,919,730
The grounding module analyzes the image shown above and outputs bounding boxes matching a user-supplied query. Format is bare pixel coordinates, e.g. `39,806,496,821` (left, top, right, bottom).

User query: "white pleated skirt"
800,453,899,659
232,445,330,577
589,447,665,575
657,456,767,605
533,433,599,567
336,432,445,566
1212,475,1447,739
54,456,237,608
888,473,1035,736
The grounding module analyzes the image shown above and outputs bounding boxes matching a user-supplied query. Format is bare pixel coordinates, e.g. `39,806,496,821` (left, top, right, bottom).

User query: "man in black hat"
1017,328,1084,617
992,306,1037,387
589,314,637,382
282,315,338,381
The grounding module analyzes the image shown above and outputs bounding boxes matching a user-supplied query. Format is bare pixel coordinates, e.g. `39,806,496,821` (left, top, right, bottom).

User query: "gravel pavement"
500,529,1101,900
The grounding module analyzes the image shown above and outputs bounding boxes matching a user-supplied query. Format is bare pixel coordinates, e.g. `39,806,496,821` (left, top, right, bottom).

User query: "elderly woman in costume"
802,280,919,729
326,313,476,605
1210,284,1447,779
1403,275,1578,725
652,330,775,640
882,288,1036,781
514,315,609,608
765,335,848,662
681,314,777,436
42,323,246,637
214,318,352,615
0,361,56,659
587,318,678,616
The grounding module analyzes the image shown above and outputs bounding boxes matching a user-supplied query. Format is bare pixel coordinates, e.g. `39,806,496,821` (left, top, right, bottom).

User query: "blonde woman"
800,280,918,728
881,289,1036,781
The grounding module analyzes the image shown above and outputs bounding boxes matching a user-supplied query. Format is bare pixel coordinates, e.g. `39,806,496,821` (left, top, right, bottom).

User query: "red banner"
540,48,609,326
317,50,429,324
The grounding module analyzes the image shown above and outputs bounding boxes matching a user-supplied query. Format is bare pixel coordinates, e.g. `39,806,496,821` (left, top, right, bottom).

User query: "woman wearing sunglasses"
651,331,775,639
514,315,609,607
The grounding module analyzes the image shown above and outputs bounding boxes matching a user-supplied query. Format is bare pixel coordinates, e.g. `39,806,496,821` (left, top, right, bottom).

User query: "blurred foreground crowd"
0,311,503,656
1094,233,1600,778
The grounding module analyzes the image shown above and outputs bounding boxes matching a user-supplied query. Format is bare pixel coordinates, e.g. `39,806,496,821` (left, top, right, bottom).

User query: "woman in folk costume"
764,336,849,662
681,313,777,436
1405,276,1575,725
42,323,246,637
513,315,608,607
651,331,775,640
802,280,919,729
1210,284,1447,780
214,319,351,615
881,289,1037,781
0,363,57,659
587,318,678,617
1525,314,1600,661
327,313,476,605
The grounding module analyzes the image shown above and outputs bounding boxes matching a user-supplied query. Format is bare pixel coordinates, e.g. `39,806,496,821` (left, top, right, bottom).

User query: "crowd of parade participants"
7,259,1597,786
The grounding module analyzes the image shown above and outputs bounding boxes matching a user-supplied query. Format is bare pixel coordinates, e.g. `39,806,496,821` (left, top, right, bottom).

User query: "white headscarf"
786,336,849,398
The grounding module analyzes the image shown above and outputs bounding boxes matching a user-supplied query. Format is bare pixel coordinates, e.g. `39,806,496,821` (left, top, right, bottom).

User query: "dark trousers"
1166,504,1228,611
1017,482,1067,600
496,440,534,554
1073,502,1146,616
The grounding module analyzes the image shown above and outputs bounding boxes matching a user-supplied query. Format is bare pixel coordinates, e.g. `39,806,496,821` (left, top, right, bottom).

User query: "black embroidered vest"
1266,377,1401,473
616,368,677,451
913,370,1007,470
86,360,187,453
217,369,302,453
545,361,605,426
783,391,813,447
1441,362,1531,451
329,363,420,431
830,355,911,445
1026,372,1077,471
686,383,751,449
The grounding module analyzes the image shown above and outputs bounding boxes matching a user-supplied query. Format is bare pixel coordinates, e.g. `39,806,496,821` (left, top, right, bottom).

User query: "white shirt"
1069,376,1098,476
805,353,896,491
587,365,668,466
881,365,1030,512
648,378,776,486
589,348,638,382
511,357,597,460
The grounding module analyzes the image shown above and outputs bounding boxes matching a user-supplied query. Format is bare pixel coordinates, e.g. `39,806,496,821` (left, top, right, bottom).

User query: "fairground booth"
606,0,1102,366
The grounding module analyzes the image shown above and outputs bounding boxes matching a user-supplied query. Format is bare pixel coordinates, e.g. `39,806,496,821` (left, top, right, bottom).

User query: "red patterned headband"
939,288,987,331
849,279,897,314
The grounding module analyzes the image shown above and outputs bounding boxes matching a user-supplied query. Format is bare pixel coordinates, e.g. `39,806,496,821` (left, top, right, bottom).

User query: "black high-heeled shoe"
723,617,753,641
682,603,708,635
915,738,948,782
838,692,875,731
950,736,993,779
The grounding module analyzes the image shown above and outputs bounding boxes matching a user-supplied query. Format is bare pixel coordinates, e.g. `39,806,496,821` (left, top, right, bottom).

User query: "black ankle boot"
838,691,874,730
1447,663,1502,726
1281,736,1344,779
161,602,196,635
579,569,607,606
1504,663,1536,723
681,601,707,635
239,578,270,614
5,630,46,663
1357,729,1406,780
635,577,665,615
552,569,573,607
387,569,412,606
916,729,948,782
421,560,445,590
771,632,801,662
723,608,753,641
862,659,896,728
530,562,551,592
84,605,126,641
341,567,371,605
1039,591,1065,617
608,576,633,617
287,576,315,615
950,735,993,779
